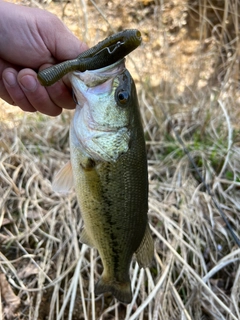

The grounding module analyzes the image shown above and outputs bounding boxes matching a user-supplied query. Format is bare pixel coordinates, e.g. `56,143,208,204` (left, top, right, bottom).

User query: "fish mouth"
71,58,126,88
70,59,129,132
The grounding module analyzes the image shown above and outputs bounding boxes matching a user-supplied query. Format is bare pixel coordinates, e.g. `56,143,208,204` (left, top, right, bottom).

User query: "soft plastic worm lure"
37,29,142,86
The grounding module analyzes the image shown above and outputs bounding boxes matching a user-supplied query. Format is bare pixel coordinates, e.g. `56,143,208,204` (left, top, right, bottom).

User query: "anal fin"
135,224,154,268
80,228,95,248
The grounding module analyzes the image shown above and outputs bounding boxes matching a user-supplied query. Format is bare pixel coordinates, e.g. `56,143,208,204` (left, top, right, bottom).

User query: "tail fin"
95,277,132,304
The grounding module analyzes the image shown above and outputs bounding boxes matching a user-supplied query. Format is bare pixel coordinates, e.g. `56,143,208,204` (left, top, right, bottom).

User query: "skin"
0,1,88,116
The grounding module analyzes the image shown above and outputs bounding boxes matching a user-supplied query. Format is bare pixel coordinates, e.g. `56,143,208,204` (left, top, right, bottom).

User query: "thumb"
54,28,89,61
38,13,88,61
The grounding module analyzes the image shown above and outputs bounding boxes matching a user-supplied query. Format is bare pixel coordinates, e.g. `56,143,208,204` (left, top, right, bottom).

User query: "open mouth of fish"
69,59,131,163
70,59,129,133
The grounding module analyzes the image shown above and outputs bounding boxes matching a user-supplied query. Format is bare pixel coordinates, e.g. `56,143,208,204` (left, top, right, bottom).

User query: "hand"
0,1,88,116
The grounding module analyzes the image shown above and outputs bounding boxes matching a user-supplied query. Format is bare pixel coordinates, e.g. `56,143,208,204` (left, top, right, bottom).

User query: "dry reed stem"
1,0,240,319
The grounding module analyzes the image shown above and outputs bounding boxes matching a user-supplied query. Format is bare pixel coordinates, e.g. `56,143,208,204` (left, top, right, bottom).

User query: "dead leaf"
18,264,39,279
0,273,20,320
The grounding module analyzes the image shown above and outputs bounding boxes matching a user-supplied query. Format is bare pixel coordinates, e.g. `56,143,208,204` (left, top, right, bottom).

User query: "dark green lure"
37,29,142,86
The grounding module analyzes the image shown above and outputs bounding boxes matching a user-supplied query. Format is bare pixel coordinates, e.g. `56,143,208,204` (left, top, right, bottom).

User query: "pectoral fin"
52,161,74,193
135,224,154,268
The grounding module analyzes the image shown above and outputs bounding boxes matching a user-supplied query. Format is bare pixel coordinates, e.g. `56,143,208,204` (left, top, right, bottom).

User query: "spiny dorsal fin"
52,161,74,194
135,224,154,268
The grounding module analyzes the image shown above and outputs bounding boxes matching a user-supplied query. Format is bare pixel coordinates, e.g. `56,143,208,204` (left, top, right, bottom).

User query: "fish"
52,59,154,304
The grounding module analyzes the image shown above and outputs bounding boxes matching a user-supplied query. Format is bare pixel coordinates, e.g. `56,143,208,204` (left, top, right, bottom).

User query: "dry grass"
1,0,240,319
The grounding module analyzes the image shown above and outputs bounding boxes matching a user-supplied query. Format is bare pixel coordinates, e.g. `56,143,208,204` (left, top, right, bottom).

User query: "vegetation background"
0,0,240,319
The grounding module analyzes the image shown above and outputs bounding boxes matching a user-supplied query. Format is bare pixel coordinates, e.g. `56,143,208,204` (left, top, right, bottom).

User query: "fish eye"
117,90,129,105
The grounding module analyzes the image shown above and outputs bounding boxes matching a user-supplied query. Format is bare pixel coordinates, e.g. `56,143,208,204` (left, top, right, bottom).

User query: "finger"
41,16,89,61
17,69,63,116
45,80,75,110
0,76,14,105
38,63,75,110
0,59,17,105
2,68,35,112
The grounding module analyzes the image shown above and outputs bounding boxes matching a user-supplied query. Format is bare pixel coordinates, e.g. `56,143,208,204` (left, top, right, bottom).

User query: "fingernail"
20,75,37,92
4,71,17,87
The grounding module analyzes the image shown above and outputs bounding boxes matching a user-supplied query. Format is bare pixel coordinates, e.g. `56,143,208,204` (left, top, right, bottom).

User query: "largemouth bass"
53,59,154,304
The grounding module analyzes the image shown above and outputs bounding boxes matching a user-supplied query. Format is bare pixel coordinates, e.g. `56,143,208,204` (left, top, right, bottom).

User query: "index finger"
18,69,64,116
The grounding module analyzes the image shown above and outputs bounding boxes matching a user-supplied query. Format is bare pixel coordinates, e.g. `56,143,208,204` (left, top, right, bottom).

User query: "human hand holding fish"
49,30,154,304
0,1,88,115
